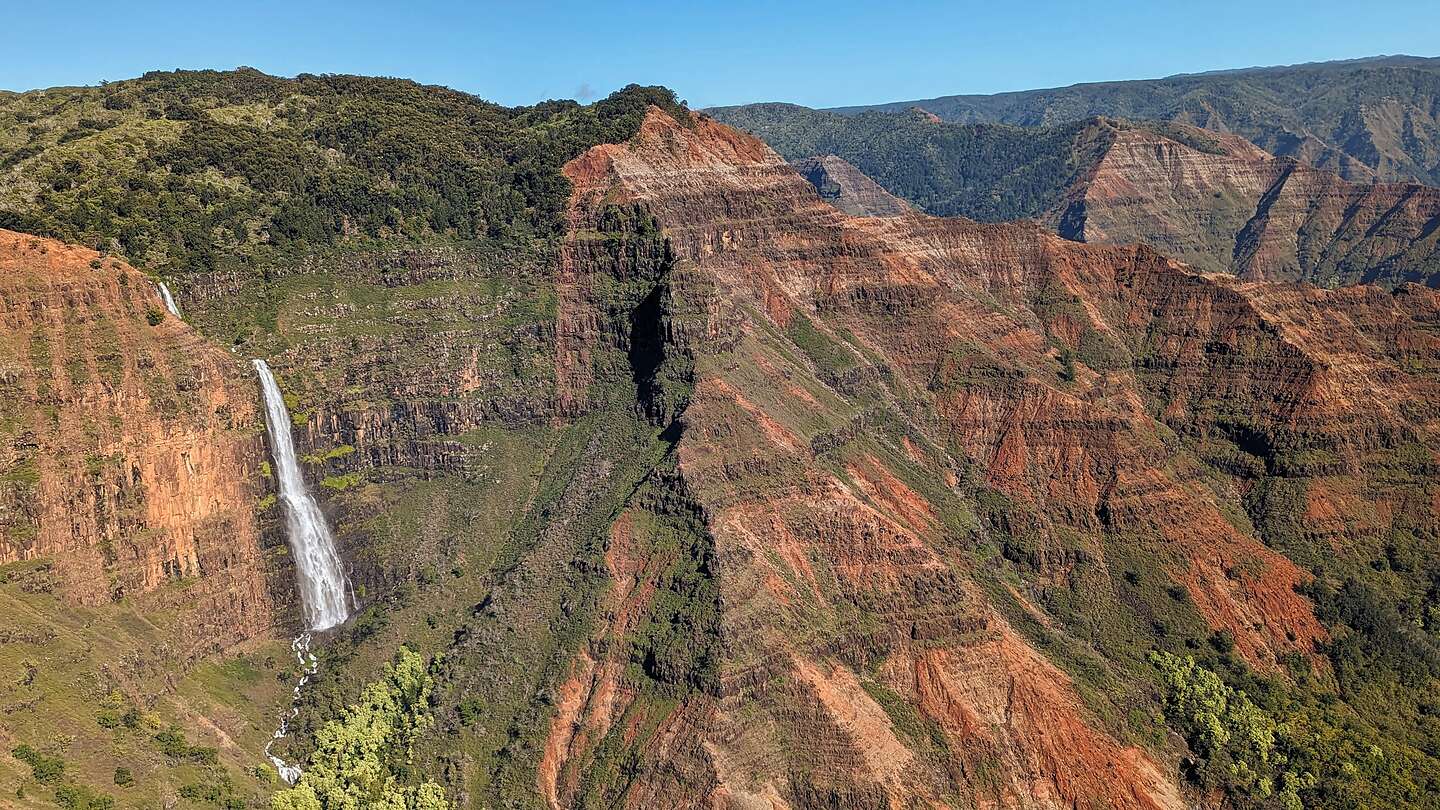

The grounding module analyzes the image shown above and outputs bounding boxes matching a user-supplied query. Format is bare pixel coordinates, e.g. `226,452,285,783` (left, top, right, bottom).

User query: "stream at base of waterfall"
253,358,353,784
265,633,317,785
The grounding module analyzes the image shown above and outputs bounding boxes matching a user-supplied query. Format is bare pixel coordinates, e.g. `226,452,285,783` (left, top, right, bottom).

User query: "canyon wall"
1052,122,1440,287
525,107,1440,809
0,228,273,658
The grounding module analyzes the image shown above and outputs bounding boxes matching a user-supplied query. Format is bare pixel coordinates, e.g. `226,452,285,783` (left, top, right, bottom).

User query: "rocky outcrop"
1051,121,1440,287
792,155,914,217
0,229,273,657
524,105,1440,808
822,55,1440,186
539,109,1347,808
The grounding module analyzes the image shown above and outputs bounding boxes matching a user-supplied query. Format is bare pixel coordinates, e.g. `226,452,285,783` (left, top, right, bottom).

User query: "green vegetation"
52,784,115,810
1151,651,1304,808
785,311,859,378
153,727,219,765
272,648,449,810
808,55,1440,185
708,104,1104,221
623,475,721,696
0,69,688,273
12,744,65,785
0,557,292,809
320,472,364,491
1150,649,1440,808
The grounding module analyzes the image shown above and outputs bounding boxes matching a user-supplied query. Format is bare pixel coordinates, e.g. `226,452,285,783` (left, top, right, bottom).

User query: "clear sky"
4,0,1438,108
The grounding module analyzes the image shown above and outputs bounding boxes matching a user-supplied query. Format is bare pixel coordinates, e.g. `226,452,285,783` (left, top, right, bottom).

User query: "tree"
271,647,452,810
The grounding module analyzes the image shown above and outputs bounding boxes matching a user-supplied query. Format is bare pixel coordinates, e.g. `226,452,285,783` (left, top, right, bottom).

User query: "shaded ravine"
252,358,352,783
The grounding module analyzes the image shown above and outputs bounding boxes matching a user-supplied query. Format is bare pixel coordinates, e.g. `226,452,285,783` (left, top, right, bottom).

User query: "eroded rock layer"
522,108,1440,809
792,155,914,217
0,229,273,657
1052,121,1440,287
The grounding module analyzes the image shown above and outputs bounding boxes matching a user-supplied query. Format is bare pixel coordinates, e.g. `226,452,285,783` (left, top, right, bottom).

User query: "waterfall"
253,358,352,785
157,282,181,318
253,359,350,630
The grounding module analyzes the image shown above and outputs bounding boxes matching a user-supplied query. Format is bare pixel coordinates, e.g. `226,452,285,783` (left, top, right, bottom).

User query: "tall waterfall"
253,359,350,630
253,359,352,783
157,282,181,318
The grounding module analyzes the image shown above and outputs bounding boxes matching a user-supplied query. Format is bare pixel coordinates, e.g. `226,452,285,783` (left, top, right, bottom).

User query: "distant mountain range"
712,54,1440,186
708,56,1440,287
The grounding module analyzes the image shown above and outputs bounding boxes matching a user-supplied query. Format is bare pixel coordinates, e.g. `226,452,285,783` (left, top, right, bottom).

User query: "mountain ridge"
3,69,1440,809
712,54,1440,186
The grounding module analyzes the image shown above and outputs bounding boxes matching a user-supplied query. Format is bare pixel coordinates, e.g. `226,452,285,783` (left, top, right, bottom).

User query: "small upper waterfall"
157,282,181,318
252,359,350,630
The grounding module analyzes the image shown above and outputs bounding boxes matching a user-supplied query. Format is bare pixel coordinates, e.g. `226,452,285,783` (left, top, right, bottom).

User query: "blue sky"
4,1,1437,108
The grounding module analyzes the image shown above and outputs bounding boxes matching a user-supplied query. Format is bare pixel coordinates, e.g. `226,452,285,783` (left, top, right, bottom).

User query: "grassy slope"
0,559,292,808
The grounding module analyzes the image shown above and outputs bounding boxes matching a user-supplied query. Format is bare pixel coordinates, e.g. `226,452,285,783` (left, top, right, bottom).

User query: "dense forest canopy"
0,68,687,273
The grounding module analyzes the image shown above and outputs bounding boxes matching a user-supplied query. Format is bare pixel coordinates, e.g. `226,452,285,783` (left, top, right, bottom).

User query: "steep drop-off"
4,79,1440,810
491,109,1440,808
0,228,272,653
713,104,1440,287
0,229,306,810
1053,121,1440,286
791,155,914,217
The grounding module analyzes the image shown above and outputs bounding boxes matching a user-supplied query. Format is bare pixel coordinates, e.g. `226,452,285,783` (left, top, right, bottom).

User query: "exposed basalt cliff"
1053,121,1440,287
0,228,272,658
712,104,1440,288
792,155,913,217
7,82,1439,809
518,111,1309,808
517,107,1440,808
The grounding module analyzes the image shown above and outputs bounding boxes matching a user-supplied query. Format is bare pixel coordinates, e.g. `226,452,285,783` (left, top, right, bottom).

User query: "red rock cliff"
0,229,273,658
1053,121,1440,287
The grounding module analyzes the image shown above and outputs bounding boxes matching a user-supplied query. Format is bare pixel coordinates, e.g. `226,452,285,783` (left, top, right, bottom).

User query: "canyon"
521,108,1440,807
0,70,1438,810
1048,120,1440,287
713,106,1440,288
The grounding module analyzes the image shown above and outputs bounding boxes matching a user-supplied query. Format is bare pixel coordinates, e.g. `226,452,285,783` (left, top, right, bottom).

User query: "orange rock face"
792,155,915,218
1053,122,1440,287
0,229,272,658
540,108,1440,807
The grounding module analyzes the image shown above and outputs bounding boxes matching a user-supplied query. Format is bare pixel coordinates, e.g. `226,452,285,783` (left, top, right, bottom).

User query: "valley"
1,55,1439,810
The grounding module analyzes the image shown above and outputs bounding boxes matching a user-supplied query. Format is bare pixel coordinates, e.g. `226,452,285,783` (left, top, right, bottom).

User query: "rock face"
0,229,273,657
711,103,1440,288
1052,121,1440,287
791,155,913,217
520,108,1440,809
7,99,1439,809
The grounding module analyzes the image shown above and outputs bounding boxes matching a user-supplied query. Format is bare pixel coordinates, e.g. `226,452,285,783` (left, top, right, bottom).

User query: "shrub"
54,784,115,810
11,743,65,784
271,647,451,809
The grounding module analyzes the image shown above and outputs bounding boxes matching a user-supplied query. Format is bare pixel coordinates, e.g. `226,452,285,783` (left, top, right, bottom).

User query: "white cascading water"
157,282,181,318
252,358,351,783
